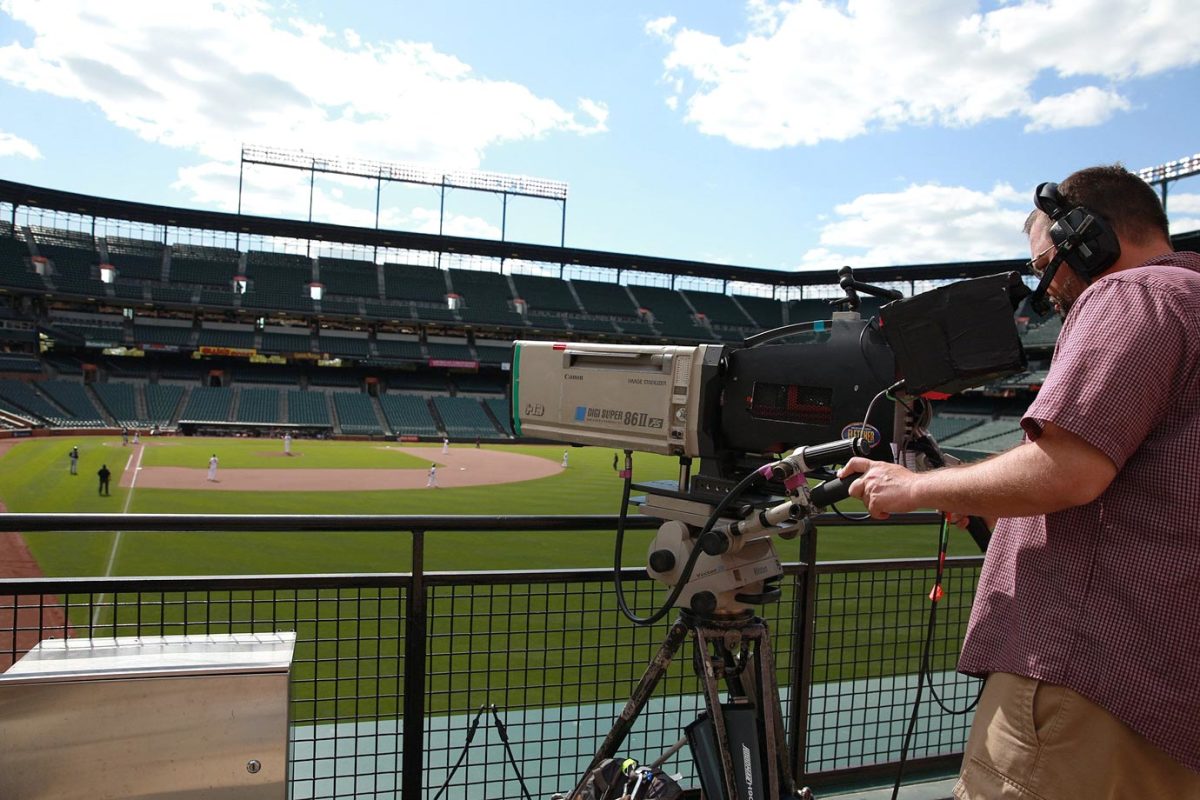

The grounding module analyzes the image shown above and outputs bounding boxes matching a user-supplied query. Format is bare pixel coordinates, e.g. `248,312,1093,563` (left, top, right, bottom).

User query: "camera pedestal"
572,610,811,800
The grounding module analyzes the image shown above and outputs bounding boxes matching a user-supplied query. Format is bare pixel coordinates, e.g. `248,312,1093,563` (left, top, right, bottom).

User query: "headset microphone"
1027,259,1060,317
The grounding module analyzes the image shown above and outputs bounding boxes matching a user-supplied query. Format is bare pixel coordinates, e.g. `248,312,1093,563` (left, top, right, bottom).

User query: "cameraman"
839,165,1200,798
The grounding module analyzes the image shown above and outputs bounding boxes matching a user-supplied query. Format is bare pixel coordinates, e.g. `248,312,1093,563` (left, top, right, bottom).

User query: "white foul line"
93,442,144,628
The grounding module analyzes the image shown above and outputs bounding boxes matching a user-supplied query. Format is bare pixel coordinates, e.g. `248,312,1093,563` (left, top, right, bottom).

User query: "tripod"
572,608,811,800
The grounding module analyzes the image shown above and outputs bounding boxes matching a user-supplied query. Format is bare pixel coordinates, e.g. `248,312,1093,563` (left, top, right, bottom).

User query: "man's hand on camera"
837,458,920,519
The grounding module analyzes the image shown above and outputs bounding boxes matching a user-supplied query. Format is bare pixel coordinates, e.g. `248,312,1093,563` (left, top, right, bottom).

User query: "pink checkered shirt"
958,251,1200,772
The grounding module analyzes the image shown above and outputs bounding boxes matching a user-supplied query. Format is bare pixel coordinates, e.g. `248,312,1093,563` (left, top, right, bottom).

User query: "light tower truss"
237,144,568,248
1136,152,1200,211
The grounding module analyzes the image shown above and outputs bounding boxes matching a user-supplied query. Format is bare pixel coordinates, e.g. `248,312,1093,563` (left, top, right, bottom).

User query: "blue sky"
0,0,1197,273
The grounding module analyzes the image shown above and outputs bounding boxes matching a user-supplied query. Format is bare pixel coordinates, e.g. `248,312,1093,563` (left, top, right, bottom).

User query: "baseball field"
0,434,978,578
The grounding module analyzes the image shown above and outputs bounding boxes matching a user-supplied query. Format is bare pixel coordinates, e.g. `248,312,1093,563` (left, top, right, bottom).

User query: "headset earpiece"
1032,181,1120,280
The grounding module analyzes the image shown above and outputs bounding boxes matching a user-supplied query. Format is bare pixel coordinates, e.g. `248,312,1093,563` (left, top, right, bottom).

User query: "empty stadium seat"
93,382,140,427
319,257,379,298
39,380,107,426
0,380,70,426
484,398,513,435
511,273,580,313
379,394,438,435
235,387,282,423
198,327,256,349
333,393,384,435
682,289,756,327
383,263,448,303
145,384,184,425
179,386,233,422
286,390,331,426
432,396,501,438
571,279,638,316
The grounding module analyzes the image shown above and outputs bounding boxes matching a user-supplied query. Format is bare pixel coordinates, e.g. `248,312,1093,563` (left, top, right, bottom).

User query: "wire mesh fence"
0,518,982,799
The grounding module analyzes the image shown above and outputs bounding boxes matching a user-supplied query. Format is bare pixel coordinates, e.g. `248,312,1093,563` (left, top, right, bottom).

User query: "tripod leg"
695,625,742,800
754,622,803,798
571,616,690,796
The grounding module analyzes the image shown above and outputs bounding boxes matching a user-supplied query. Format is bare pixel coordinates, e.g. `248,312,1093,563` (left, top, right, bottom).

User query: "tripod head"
638,438,870,617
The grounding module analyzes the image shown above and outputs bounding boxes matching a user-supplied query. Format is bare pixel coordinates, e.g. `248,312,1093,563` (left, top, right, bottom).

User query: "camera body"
512,271,1028,494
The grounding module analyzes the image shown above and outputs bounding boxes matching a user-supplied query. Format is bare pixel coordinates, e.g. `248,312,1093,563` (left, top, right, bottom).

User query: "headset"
1027,181,1122,314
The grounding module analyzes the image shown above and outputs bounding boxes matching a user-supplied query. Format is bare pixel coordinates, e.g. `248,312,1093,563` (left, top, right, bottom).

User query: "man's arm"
837,421,1117,519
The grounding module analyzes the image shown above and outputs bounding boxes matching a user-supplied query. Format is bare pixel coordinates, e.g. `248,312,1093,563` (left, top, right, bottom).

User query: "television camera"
513,268,1029,800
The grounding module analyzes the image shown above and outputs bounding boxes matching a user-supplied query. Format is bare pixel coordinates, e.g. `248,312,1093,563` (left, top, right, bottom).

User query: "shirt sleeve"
1022,276,1191,471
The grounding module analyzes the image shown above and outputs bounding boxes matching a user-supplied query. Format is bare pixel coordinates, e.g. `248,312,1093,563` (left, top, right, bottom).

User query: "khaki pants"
954,672,1200,799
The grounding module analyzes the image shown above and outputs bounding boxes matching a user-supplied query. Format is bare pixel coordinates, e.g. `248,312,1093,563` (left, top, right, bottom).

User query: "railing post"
788,527,820,785
401,530,427,800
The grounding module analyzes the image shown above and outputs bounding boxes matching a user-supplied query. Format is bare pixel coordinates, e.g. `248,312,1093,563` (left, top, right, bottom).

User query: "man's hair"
1024,164,1170,245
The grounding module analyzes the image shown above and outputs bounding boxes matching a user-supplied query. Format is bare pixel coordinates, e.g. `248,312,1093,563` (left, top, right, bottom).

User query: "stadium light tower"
236,144,569,254
1136,152,1200,212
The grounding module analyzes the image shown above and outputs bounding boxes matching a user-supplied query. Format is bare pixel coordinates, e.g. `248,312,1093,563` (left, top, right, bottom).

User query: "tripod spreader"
570,611,811,800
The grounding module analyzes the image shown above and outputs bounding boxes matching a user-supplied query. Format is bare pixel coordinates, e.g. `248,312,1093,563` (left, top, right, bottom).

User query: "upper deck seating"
383,263,448,303
572,279,639,317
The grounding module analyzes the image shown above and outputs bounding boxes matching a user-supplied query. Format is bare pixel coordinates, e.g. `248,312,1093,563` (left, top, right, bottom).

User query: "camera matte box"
879,272,1027,395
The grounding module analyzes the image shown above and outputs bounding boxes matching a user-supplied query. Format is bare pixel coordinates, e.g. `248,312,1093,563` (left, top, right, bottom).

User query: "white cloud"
1167,192,1200,215
1023,86,1131,131
0,129,40,159
1168,192,1200,234
650,0,1200,148
795,182,1031,270
644,16,677,39
576,98,610,131
0,0,605,202
408,207,501,239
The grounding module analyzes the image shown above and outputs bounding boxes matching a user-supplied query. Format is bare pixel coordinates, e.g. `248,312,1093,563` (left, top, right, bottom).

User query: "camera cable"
890,515,984,800
433,703,533,800
825,382,906,523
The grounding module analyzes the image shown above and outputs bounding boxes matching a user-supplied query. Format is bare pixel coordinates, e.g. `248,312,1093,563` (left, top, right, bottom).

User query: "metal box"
0,632,296,800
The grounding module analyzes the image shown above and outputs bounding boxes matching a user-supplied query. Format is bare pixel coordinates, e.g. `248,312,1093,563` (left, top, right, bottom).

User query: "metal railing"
0,513,984,798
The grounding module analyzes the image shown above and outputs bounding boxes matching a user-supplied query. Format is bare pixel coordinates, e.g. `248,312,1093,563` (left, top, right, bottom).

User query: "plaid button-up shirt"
959,251,1200,772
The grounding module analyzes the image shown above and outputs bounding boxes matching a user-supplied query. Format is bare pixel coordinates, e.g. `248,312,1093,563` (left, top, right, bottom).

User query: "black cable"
432,703,534,800
613,451,766,626
826,382,903,523
890,518,983,800
490,704,534,800
432,704,487,800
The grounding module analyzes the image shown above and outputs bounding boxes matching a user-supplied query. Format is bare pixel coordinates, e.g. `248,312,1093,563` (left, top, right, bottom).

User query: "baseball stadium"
1,147,1196,800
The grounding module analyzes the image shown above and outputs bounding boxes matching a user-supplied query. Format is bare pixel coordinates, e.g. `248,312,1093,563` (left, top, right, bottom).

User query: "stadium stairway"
370,395,391,436
228,388,241,421
324,391,338,435
135,383,149,421
480,399,509,437
426,397,447,438
85,383,118,427
566,280,587,313
177,386,194,424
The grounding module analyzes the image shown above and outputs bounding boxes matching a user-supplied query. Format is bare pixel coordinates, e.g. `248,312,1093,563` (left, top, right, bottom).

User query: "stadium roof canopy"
6,178,1195,288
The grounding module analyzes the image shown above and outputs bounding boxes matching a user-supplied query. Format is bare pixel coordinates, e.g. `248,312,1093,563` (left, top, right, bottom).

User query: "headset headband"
1034,182,1067,221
